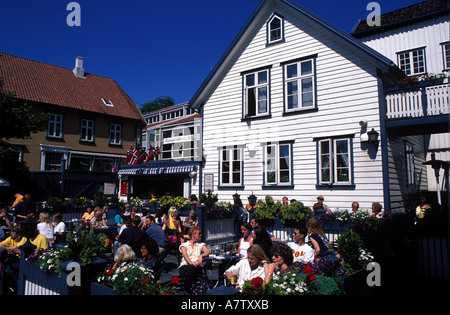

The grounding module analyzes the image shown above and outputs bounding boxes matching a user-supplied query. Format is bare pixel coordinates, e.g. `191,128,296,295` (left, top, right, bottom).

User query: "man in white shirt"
287,225,314,264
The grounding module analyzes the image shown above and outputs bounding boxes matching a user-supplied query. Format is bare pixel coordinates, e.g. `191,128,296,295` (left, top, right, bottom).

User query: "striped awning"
118,164,196,176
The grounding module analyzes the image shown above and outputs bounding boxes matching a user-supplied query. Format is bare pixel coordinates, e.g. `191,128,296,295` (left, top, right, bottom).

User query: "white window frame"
80,119,95,142
441,42,450,70
109,123,122,145
220,145,243,187
267,14,284,45
284,58,316,111
48,113,63,138
405,142,415,186
397,48,426,76
318,138,352,186
264,142,292,186
244,69,270,118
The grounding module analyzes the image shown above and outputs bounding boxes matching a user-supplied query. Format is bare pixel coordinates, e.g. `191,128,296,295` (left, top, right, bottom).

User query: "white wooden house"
188,0,428,212
352,0,450,202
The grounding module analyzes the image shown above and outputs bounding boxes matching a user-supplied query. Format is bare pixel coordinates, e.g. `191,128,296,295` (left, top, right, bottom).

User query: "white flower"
124,277,128,281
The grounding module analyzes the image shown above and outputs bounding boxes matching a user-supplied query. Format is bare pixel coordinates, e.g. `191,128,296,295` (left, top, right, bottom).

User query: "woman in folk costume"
162,206,182,245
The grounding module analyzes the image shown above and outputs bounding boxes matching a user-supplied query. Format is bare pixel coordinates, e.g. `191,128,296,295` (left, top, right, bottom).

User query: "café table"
203,252,242,287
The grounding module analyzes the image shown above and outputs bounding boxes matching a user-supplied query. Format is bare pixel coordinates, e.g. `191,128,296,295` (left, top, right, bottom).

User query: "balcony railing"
385,82,449,119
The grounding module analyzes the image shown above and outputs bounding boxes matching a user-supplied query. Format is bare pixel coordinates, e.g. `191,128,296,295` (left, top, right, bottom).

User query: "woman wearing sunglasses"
264,242,294,283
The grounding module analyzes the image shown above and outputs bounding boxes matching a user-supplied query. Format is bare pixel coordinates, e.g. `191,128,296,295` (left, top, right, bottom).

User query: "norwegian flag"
125,146,137,165
135,147,147,166
144,146,161,163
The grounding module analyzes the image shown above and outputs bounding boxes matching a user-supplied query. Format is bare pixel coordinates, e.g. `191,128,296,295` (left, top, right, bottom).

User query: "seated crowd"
1,193,386,294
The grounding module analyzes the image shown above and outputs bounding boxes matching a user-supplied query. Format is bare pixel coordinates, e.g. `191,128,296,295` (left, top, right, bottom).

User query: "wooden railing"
385,82,449,119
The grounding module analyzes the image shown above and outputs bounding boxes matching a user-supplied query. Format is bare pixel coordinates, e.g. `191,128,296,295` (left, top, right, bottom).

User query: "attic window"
267,14,284,45
102,98,114,107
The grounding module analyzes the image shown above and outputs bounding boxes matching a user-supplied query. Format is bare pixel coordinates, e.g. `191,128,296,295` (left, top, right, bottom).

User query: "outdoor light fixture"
247,192,257,207
367,128,379,143
360,128,379,143
189,171,197,178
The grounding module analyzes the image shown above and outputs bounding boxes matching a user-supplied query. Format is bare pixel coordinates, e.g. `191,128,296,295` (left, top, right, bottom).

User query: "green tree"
0,78,47,198
140,96,174,114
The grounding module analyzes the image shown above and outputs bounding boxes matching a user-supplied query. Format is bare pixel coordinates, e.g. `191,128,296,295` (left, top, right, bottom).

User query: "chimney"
73,56,85,78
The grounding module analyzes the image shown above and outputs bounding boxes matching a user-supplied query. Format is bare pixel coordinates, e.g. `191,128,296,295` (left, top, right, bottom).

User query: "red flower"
163,292,170,295
170,276,180,285
106,269,114,275
309,275,316,281
251,277,264,291
303,266,314,275
141,279,148,285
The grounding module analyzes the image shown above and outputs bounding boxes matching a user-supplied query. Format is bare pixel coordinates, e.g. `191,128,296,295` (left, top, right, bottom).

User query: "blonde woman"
112,244,136,270
179,226,209,276
225,244,270,290
37,212,54,243
162,207,182,245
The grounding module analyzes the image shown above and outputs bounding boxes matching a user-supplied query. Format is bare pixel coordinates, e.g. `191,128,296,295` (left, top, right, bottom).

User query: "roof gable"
190,0,401,109
0,52,145,123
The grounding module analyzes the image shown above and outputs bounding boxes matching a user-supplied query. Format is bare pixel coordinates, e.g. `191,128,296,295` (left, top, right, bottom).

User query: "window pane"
336,169,349,182
258,71,267,85
301,78,313,107
258,87,267,114
279,145,290,170
412,50,425,73
233,148,239,161
246,74,255,86
287,81,298,109
280,171,290,183
233,161,240,172
222,173,230,184
222,161,230,173
232,173,240,184
301,60,312,75
270,17,281,42
321,169,330,182
287,64,297,78
320,140,331,183
247,87,256,116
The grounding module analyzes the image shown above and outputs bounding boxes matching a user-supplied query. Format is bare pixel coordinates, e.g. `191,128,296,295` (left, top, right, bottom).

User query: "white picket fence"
386,83,449,119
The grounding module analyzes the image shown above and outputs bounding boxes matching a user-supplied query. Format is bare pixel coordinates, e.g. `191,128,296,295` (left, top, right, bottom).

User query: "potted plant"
280,201,312,227
95,262,175,295
253,195,281,227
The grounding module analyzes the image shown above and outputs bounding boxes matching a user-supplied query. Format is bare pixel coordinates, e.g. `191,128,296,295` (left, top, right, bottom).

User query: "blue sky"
0,0,424,108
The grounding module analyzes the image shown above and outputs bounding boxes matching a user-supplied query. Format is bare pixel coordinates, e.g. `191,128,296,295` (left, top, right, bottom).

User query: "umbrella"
422,160,449,205
0,177,10,187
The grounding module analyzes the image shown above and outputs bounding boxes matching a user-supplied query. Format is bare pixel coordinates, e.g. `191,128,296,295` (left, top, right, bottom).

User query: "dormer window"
267,14,284,45
102,98,114,107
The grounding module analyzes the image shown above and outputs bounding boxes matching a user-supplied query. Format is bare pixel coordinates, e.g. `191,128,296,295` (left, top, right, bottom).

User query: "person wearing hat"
316,195,331,213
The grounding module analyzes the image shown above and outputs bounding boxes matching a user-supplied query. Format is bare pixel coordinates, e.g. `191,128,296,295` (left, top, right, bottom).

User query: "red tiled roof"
0,52,145,123
352,0,450,38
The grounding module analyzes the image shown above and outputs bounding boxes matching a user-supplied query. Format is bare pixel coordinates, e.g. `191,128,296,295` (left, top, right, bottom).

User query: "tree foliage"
140,96,174,114
0,78,47,196
0,78,47,141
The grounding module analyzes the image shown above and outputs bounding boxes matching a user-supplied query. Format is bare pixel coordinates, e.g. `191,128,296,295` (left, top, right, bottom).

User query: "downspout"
377,70,391,213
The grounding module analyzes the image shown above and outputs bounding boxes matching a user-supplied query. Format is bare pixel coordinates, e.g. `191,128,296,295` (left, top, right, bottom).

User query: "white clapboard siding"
201,3,386,209
359,13,450,195
360,15,449,75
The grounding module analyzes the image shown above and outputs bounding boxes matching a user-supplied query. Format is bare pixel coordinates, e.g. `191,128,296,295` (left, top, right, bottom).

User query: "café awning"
118,164,197,176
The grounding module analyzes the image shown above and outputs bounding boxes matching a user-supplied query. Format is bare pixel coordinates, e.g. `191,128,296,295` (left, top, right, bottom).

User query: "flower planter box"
90,282,120,295
18,256,83,295
18,254,110,295
342,269,379,295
